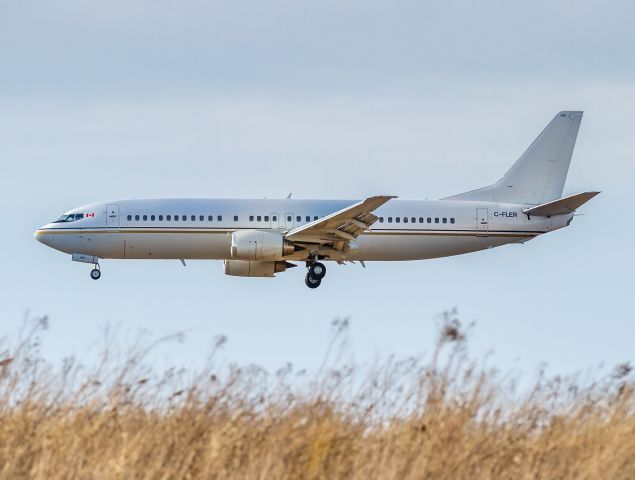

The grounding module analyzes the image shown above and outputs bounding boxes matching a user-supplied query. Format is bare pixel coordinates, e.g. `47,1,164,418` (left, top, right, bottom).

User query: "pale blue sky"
1,0,633,376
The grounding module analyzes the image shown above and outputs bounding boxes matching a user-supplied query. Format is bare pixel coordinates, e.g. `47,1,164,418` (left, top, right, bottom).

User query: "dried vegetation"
0,312,633,479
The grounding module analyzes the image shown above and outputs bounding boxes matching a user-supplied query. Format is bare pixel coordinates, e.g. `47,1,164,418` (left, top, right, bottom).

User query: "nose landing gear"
90,264,101,280
71,254,102,280
305,261,326,289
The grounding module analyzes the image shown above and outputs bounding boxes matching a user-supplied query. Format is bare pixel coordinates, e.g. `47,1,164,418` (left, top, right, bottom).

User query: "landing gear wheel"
305,273,321,289
90,268,101,280
309,262,326,279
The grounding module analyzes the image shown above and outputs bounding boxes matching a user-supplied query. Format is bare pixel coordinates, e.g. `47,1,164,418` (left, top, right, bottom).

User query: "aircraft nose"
34,228,51,246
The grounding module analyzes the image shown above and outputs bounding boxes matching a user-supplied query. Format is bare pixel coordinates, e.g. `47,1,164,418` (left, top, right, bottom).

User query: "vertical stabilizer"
446,111,583,205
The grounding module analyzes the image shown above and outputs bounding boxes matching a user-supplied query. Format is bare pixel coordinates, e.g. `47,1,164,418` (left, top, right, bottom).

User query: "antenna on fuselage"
286,192,292,199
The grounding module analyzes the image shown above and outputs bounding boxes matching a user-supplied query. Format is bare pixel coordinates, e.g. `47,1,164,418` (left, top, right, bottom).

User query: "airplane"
35,111,598,289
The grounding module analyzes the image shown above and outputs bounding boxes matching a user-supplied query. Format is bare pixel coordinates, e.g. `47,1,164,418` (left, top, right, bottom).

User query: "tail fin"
446,111,583,205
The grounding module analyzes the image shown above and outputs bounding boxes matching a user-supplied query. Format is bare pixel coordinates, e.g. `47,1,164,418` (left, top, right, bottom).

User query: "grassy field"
0,313,633,479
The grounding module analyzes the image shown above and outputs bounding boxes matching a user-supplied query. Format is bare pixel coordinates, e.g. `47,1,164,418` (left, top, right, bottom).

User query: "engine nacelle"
223,260,295,277
231,230,295,261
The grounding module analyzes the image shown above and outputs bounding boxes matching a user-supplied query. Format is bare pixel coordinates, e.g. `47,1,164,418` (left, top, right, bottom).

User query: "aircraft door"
106,204,120,231
476,208,489,236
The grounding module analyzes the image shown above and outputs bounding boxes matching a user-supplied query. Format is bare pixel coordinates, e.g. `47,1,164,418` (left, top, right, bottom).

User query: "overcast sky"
1,0,633,378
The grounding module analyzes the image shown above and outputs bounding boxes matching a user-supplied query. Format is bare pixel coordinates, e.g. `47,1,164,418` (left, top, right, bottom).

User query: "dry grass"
0,313,633,479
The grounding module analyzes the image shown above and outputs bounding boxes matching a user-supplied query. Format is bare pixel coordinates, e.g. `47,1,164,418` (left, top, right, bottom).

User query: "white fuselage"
35,198,571,262
33,111,595,287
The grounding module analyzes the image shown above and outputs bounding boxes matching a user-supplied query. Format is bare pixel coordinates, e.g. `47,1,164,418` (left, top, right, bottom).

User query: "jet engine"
230,230,296,261
223,260,296,277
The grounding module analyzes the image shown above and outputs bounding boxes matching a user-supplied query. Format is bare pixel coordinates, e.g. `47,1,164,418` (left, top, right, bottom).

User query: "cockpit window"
53,213,84,223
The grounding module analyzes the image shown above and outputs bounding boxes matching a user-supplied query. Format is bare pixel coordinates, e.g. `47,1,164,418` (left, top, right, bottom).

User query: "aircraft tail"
446,111,583,205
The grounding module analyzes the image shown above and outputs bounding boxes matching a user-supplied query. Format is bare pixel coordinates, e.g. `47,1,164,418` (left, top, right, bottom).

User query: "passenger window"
427,217,432,223
306,216,310,222
217,215,222,221
142,215,147,221
379,217,384,223
396,217,401,223
127,215,132,221
208,215,213,221
435,218,439,223
272,216,277,221
191,215,195,221
403,217,408,223
151,215,155,221
182,215,187,222
234,215,238,221
450,218,455,224
264,215,269,222
199,215,204,221
419,217,423,223
174,215,179,221
411,217,416,223
296,216,301,222
135,215,140,221
159,215,163,221
167,215,171,221
257,215,262,221
443,218,447,224
287,215,292,222
388,217,393,223
313,216,318,221
249,216,254,221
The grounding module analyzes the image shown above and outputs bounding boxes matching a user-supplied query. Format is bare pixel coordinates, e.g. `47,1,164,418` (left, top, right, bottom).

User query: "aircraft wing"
285,195,396,248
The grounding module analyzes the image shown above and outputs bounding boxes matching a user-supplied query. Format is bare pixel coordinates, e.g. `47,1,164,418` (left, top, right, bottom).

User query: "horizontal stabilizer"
522,191,600,217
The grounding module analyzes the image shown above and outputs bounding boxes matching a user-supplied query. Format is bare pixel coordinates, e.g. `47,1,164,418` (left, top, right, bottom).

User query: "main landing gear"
305,261,326,289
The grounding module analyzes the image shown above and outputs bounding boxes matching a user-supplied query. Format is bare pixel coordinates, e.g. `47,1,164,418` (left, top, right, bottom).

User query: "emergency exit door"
284,212,295,229
270,213,284,229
